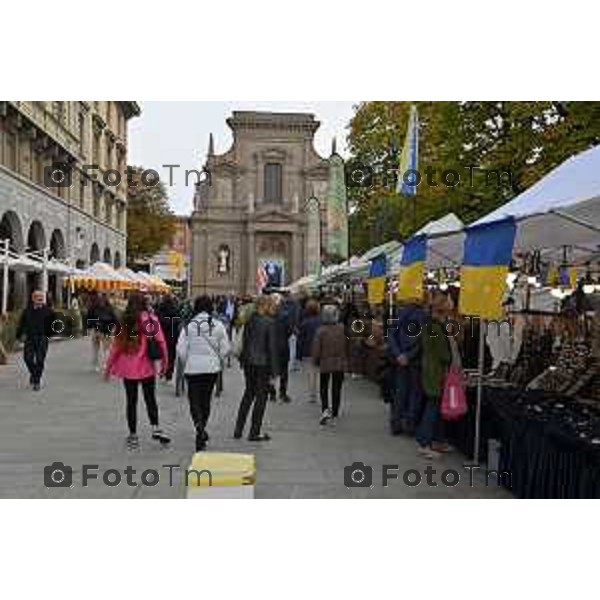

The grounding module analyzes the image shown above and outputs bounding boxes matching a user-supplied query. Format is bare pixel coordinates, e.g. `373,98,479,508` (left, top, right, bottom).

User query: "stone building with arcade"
0,101,140,308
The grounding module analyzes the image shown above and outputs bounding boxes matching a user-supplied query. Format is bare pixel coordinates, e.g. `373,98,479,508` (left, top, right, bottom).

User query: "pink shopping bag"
440,366,467,420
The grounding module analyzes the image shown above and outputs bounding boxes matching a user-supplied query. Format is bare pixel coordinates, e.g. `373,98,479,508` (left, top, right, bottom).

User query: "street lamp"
305,195,322,277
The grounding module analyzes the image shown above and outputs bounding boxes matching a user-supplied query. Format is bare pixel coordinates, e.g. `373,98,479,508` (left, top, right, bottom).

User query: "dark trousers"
123,377,159,435
215,370,223,396
389,366,423,435
267,362,289,398
185,373,218,447
415,396,441,448
235,365,270,438
320,371,344,417
164,336,177,381
23,336,48,384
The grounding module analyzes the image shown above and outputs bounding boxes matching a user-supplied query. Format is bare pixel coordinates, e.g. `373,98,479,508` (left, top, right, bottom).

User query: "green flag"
325,153,348,260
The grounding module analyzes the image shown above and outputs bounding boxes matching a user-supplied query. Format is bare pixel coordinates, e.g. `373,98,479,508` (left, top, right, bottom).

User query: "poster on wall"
262,259,284,288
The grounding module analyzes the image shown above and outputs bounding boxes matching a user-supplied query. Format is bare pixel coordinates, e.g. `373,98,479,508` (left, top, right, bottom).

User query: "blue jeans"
389,366,422,434
416,397,440,448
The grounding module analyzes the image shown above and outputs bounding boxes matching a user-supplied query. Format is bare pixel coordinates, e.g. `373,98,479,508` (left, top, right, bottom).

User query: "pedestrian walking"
234,295,278,441
156,294,180,382
104,293,171,450
269,293,293,403
87,293,118,372
312,304,349,426
176,295,230,451
16,290,55,391
296,298,321,402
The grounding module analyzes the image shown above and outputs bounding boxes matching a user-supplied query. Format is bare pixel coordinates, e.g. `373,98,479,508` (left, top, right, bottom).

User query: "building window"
79,174,86,209
5,131,17,171
264,163,282,203
93,132,100,164
105,199,113,225
106,140,113,169
79,112,85,154
116,205,123,230
53,101,65,123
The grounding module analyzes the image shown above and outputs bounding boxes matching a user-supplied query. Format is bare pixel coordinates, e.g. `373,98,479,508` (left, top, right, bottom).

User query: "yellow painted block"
187,452,256,487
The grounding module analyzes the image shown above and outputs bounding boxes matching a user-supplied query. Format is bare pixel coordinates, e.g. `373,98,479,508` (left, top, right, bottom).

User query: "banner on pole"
397,235,426,302
459,218,516,320
326,153,348,260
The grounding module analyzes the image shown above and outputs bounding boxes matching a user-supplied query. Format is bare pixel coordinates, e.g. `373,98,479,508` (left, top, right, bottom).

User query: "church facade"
190,111,332,296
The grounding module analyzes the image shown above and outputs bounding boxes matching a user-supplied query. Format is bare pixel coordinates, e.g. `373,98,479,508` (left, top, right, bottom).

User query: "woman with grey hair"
311,303,349,426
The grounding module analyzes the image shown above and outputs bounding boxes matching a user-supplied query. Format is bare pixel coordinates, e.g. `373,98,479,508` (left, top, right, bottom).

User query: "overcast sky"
128,101,357,215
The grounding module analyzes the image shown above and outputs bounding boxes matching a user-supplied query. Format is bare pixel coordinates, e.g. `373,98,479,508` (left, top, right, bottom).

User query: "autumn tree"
347,101,600,254
126,166,176,265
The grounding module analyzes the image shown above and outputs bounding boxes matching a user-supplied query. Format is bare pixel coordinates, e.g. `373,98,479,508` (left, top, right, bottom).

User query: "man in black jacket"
16,290,55,391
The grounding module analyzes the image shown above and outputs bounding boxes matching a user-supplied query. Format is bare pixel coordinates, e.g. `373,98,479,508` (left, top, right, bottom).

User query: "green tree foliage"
347,101,600,255
126,166,176,265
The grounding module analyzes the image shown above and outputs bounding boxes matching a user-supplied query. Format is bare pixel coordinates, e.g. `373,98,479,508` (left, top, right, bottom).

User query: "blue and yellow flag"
396,105,419,197
368,253,387,305
397,235,426,301
559,265,578,288
459,218,516,320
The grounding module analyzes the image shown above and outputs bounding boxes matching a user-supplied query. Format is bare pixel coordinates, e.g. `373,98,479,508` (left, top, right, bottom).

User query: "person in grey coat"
312,304,349,426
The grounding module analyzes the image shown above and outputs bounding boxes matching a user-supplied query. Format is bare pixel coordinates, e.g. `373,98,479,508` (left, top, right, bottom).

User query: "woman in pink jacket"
104,293,171,450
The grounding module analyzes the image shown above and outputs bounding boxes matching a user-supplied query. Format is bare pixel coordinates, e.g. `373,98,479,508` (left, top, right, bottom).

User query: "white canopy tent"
475,145,600,256
417,212,464,269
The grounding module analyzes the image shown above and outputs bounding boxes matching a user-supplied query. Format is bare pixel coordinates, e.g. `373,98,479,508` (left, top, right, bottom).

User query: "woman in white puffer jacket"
176,295,231,451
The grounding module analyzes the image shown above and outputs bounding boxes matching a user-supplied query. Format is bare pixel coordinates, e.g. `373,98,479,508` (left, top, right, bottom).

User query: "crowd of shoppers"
9,282,462,459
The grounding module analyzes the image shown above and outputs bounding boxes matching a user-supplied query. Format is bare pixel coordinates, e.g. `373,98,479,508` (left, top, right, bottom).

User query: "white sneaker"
320,409,331,425
330,417,338,427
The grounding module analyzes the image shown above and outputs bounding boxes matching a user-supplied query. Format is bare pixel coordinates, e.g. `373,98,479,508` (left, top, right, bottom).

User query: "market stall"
443,146,600,495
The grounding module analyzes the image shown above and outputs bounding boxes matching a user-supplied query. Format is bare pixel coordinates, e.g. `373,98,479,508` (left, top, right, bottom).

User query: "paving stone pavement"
0,339,509,499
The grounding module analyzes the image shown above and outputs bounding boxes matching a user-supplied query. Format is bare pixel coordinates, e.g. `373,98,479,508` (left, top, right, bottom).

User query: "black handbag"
147,337,163,360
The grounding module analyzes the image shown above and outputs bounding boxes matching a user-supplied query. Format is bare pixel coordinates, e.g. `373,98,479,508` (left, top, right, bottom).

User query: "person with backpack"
104,293,171,450
176,295,231,451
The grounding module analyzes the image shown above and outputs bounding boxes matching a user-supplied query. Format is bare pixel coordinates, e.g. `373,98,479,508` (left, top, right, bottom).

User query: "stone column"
190,220,205,296
246,228,256,295
292,231,304,282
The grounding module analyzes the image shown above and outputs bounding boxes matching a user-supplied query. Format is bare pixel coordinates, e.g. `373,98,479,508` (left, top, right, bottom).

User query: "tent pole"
2,239,9,315
41,248,49,296
474,318,486,465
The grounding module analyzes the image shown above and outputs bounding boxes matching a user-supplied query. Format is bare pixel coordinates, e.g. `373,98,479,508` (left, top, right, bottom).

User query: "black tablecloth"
446,387,600,498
